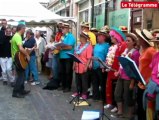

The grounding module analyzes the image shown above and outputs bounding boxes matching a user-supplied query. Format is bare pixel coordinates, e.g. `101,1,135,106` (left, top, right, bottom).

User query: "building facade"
130,8,159,32
108,0,130,30
48,0,72,17
47,0,159,33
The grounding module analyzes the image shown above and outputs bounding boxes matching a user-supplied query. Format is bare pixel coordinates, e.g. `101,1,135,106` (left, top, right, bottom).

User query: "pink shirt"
75,44,93,74
150,52,159,85
120,49,140,80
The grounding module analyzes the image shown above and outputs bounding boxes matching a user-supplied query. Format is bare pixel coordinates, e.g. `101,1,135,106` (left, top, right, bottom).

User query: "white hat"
151,33,159,42
135,29,154,46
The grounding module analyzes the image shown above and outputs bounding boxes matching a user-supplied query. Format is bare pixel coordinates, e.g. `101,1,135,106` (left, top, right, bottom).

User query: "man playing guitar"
11,24,30,98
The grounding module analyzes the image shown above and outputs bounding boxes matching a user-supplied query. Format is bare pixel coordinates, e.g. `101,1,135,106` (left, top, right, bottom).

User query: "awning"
0,0,76,24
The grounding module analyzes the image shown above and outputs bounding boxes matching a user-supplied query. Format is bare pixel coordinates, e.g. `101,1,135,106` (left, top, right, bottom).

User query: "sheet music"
81,111,100,120
125,56,146,85
54,42,69,47
66,52,84,64
92,57,116,72
119,56,146,85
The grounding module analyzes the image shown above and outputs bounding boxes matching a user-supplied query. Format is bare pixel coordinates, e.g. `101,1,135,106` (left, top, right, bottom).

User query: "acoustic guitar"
15,48,32,70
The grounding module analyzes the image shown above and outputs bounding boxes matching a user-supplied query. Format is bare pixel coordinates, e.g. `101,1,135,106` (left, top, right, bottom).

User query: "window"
134,16,142,23
79,10,89,23
94,4,102,16
109,0,117,11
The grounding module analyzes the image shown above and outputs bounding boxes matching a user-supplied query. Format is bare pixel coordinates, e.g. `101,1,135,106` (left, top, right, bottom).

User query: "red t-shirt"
55,32,63,42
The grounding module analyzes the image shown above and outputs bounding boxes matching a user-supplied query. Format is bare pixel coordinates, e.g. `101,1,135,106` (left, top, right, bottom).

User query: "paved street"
0,74,128,120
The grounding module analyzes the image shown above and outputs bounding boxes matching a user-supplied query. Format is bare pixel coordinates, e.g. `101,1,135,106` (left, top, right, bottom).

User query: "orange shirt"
74,44,93,74
138,47,156,89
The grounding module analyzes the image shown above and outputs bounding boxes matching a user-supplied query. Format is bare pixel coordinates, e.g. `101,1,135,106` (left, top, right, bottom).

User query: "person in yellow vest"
80,22,96,46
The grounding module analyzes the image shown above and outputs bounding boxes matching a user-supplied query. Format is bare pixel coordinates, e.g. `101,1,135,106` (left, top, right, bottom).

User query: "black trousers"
87,69,93,89
137,87,146,120
92,68,107,101
13,65,25,94
75,72,88,94
59,58,73,90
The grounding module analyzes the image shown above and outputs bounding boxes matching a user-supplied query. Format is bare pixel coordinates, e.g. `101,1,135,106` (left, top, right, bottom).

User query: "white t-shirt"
35,37,42,48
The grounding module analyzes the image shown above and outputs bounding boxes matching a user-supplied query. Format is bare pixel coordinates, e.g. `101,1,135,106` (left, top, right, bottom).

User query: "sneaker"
110,114,123,118
35,81,40,85
25,81,28,84
72,92,78,97
31,82,36,86
89,91,93,96
104,104,113,109
111,107,118,113
80,94,88,100
87,88,91,92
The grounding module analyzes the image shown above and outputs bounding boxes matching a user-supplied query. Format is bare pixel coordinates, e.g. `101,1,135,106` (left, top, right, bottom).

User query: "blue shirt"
23,37,36,56
93,42,109,69
60,32,75,59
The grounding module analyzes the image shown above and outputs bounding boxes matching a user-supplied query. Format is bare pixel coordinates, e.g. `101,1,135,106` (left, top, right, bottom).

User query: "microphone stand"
92,57,115,120
67,53,91,110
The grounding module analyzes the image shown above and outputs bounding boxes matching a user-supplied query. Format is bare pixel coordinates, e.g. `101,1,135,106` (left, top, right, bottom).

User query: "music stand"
92,57,111,120
66,52,91,111
118,56,146,85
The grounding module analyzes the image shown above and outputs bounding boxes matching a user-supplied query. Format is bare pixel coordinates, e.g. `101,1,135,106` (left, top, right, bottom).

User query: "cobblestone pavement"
0,74,131,120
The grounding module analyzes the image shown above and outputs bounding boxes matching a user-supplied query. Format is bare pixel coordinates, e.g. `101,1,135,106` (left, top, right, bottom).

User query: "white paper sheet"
81,111,100,120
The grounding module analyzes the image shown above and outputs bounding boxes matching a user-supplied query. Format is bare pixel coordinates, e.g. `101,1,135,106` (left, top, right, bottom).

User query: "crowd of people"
0,20,47,91
0,18,159,120
43,22,159,120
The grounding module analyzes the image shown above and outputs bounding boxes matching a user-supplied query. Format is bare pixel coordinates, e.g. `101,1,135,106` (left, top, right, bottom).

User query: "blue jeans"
25,56,38,81
52,54,59,80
